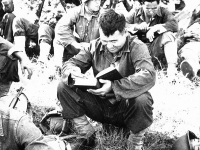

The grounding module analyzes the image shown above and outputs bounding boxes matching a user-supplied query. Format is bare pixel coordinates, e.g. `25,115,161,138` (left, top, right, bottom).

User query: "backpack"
39,110,64,135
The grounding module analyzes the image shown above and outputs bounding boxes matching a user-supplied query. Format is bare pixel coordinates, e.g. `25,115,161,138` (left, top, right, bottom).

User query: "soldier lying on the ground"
0,102,78,150
178,18,200,80
175,4,200,80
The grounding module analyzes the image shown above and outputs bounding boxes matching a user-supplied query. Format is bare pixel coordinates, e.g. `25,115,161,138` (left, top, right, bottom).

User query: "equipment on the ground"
172,130,199,150
9,87,31,113
39,110,64,135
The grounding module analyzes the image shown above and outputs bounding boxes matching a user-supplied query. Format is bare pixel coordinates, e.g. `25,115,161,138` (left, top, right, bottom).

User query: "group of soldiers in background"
1,0,198,81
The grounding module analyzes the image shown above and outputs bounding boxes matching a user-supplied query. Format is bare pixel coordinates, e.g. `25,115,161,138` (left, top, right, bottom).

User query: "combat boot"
62,115,96,150
127,128,147,150
59,119,73,137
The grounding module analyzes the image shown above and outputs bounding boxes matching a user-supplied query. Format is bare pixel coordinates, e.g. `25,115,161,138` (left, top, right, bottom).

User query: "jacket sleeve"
112,41,156,100
0,36,13,56
62,43,93,84
0,36,23,59
0,37,21,82
54,6,81,48
161,7,178,32
125,8,141,32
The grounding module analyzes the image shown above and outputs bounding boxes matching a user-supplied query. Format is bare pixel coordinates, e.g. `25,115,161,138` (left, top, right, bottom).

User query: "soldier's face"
100,29,127,54
143,1,159,18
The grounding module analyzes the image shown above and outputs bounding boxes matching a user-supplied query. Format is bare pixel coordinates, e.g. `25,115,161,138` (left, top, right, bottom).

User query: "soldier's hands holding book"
87,79,112,96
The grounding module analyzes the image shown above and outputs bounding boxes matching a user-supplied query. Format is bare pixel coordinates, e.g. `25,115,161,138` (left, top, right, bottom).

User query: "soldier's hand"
20,58,33,79
135,22,149,31
87,79,112,96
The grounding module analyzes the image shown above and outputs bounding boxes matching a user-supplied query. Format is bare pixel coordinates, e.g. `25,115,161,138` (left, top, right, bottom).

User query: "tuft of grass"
95,129,128,150
92,124,177,150
143,131,177,150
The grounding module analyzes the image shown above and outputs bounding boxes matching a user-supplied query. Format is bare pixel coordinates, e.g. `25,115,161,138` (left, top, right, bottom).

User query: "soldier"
53,0,101,68
0,37,32,98
0,103,74,150
57,9,156,150
126,0,178,77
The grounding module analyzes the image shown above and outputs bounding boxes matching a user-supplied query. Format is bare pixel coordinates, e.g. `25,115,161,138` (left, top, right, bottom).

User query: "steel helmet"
171,130,198,150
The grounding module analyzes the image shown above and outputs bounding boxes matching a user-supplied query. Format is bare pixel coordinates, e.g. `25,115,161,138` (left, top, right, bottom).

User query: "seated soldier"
54,0,101,68
0,36,32,98
57,9,156,150
126,0,178,77
38,11,63,63
12,13,62,61
0,0,62,63
0,0,15,43
0,102,75,150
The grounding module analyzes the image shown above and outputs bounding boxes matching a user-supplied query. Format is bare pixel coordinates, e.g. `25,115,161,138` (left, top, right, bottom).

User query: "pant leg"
57,81,105,120
38,23,54,55
1,13,16,43
57,81,154,134
99,92,154,134
0,81,12,98
149,31,177,67
124,92,154,134
16,114,43,148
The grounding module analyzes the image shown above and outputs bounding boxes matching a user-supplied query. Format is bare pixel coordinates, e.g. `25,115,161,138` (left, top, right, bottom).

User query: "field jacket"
62,34,156,101
0,105,62,150
0,37,19,83
54,4,100,48
126,6,178,43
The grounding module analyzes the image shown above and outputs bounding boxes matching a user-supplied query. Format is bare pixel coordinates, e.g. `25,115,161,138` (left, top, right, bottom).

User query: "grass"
9,57,200,149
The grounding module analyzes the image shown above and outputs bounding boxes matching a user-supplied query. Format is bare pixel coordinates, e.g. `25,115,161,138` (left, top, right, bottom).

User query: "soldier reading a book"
57,9,156,150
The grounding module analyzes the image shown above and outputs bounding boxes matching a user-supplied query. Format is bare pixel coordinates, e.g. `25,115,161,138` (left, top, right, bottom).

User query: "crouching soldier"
57,9,156,150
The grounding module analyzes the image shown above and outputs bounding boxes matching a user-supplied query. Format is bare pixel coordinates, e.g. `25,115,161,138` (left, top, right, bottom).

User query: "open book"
68,66,122,90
